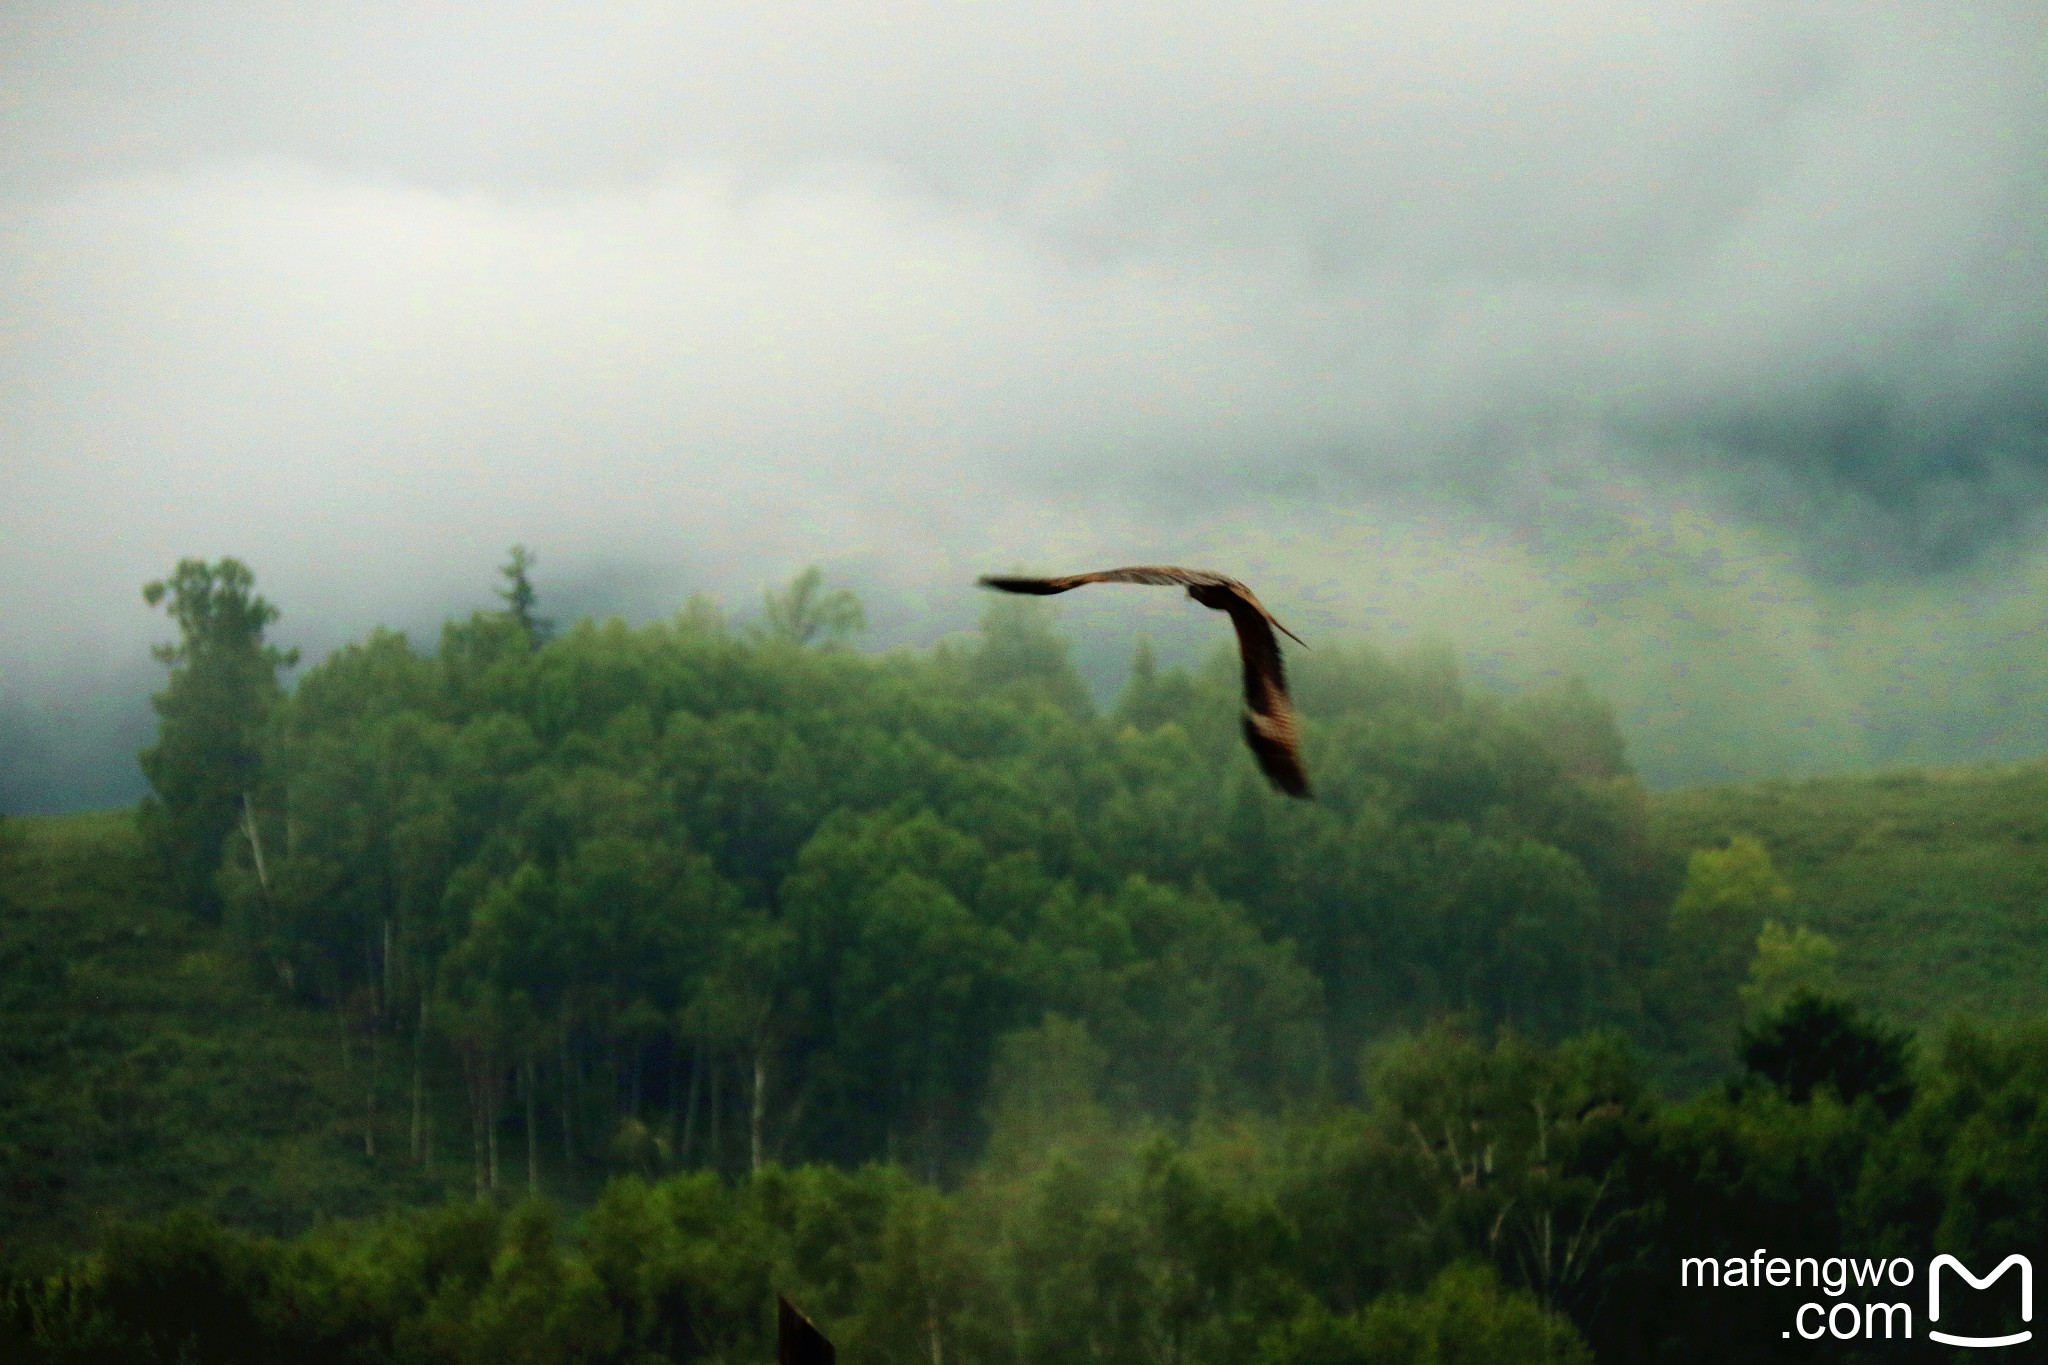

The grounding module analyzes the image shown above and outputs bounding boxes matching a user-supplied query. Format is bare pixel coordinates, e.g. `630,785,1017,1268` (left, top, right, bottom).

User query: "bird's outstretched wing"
978,565,1312,797
978,565,1214,593
977,566,1306,646
1220,599,1312,798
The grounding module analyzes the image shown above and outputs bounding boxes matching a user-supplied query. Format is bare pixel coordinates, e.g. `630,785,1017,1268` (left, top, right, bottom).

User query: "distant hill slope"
0,810,461,1272
1651,759,2048,1030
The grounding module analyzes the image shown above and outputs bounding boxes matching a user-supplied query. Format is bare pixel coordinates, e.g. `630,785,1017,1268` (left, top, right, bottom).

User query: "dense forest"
3,554,2045,1362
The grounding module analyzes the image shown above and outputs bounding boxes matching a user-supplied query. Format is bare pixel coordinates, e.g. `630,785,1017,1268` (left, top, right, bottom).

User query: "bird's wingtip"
977,575,1068,595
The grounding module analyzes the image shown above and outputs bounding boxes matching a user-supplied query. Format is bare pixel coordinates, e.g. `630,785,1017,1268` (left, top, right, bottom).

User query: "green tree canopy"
758,566,865,647
1659,835,1795,1081
138,557,298,920
1740,991,1913,1116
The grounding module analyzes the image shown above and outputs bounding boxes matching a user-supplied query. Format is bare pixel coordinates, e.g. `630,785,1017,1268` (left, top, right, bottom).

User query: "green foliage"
213,559,1650,1198
1112,638,1197,733
30,561,1690,1260
1739,992,1914,1117
758,565,865,647
499,545,554,648
1668,836,1791,965
1857,1017,2048,1264
1039,876,1327,1120
1739,921,1842,1019
978,1015,1117,1177
1656,836,1795,1085
41,556,2048,1358
91,1208,272,1363
9,1003,2048,1362
137,558,298,921
1257,1263,1593,1365
1508,677,1630,783
0,811,457,1275
1653,761,2048,1029
456,1202,622,1364
1330,1026,1652,1321
969,593,1093,718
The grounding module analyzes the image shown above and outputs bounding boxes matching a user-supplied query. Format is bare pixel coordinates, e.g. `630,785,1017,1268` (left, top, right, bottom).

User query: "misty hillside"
1652,760,2048,1027
11,570,2048,1363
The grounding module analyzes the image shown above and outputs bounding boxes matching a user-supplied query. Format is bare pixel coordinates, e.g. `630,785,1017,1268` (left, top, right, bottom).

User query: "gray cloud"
3,2,2046,808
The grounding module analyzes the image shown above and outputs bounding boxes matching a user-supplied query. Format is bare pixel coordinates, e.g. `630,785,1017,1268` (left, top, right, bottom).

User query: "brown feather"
1222,599,1313,797
978,565,1312,798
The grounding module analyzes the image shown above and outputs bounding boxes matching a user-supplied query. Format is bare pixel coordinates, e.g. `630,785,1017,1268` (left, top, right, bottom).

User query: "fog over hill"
4,3,2045,810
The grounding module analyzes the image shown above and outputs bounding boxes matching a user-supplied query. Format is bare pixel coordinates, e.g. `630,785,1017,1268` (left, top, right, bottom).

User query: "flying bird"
977,566,1313,798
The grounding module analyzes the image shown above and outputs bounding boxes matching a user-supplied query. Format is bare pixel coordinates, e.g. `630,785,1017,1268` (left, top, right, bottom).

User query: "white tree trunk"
239,791,269,892
524,1056,540,1195
750,1046,767,1174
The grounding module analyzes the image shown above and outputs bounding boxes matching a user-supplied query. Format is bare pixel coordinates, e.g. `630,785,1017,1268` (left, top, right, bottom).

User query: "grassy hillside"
1652,757,2048,1030
0,810,465,1272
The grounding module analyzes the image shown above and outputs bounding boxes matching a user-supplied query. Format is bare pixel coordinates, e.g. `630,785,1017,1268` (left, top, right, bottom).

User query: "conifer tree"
499,544,553,648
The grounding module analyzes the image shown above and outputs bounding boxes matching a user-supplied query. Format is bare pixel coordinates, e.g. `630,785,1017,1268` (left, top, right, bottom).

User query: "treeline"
10,551,2040,1361
126,553,1709,1199
7,1003,2044,1363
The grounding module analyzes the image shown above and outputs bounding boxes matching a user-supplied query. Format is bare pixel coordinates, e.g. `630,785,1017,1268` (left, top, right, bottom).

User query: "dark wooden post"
778,1295,835,1365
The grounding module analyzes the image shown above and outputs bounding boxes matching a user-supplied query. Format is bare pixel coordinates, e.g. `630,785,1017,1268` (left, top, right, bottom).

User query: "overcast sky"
4,2,2046,809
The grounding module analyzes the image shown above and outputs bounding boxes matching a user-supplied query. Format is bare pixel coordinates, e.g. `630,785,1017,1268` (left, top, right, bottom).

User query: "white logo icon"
1929,1254,2033,1349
